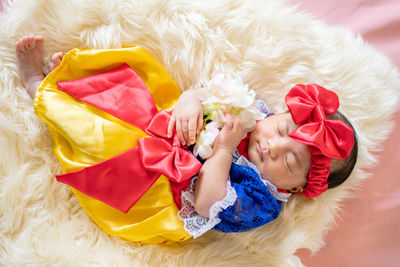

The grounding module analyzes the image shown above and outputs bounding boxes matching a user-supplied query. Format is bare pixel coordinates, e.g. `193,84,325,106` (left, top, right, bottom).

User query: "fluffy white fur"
0,0,398,266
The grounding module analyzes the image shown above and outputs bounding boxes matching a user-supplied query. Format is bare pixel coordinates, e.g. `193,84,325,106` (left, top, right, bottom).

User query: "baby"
16,35,358,240
169,83,357,220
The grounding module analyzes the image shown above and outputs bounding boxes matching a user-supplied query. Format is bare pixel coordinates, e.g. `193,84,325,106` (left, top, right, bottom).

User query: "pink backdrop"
285,0,400,266
1,0,399,266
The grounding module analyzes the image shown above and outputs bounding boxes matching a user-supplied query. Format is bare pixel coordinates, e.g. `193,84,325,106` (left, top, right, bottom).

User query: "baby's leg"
16,36,45,98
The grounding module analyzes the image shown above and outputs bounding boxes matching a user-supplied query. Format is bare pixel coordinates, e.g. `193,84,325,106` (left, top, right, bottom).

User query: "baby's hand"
213,114,244,154
167,90,203,146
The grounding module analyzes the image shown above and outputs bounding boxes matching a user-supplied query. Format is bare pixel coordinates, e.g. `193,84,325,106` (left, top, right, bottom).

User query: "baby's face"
248,113,311,192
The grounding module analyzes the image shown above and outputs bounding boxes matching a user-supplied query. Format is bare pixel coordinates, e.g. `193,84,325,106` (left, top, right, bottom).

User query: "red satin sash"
56,64,201,213
236,132,250,159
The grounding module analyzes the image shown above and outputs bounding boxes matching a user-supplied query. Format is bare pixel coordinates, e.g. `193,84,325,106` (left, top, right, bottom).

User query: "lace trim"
235,156,291,202
178,177,238,238
256,99,273,117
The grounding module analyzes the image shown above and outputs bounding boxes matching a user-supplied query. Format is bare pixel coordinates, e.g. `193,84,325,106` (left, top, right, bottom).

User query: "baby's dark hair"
326,111,358,189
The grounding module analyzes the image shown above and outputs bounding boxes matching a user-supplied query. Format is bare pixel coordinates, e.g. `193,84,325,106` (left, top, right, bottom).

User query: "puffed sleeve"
212,163,282,233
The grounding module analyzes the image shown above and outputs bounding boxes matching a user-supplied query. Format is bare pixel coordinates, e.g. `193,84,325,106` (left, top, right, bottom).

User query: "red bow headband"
285,84,354,198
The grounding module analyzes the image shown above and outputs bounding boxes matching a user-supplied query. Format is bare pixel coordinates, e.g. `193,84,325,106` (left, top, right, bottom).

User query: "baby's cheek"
259,163,273,181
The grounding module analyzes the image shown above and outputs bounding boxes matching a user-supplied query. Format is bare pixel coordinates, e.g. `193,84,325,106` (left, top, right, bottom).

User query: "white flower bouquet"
193,72,266,159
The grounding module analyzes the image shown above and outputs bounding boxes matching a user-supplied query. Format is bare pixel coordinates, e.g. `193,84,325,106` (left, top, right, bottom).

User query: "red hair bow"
285,84,354,198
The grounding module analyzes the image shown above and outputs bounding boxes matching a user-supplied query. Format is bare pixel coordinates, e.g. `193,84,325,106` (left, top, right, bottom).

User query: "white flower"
199,72,256,109
194,71,266,159
193,122,219,159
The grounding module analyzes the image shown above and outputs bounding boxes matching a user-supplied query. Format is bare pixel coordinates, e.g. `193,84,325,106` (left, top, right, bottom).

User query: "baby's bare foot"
49,52,64,72
16,35,45,98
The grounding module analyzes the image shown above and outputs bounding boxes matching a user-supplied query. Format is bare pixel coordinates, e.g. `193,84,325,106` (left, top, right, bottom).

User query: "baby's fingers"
188,118,197,145
176,120,186,146
181,120,189,145
197,112,203,135
223,114,234,130
167,116,176,138
233,117,243,131
234,120,244,138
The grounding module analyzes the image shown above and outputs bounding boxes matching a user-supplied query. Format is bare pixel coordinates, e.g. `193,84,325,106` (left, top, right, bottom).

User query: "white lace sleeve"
178,176,237,238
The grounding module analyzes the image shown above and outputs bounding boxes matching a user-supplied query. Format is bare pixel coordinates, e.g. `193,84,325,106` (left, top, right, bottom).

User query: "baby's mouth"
257,142,264,161
257,141,270,161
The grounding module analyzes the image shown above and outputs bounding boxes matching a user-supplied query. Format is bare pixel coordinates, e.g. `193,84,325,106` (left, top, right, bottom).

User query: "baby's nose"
267,138,284,158
268,141,277,158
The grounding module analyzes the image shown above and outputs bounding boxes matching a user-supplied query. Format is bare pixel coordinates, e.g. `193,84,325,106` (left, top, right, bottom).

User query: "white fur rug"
0,0,399,266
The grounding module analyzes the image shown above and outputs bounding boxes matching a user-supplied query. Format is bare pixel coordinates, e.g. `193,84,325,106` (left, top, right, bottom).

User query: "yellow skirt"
34,47,192,244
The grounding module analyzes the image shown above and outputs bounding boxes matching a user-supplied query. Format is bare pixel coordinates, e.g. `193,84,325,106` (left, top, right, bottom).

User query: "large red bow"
55,64,202,213
285,84,354,198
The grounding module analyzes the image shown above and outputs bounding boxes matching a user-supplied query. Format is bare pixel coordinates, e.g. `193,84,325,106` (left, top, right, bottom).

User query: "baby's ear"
288,187,303,193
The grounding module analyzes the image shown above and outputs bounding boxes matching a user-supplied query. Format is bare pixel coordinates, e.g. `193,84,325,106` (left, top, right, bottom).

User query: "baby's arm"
167,89,203,146
194,114,243,218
